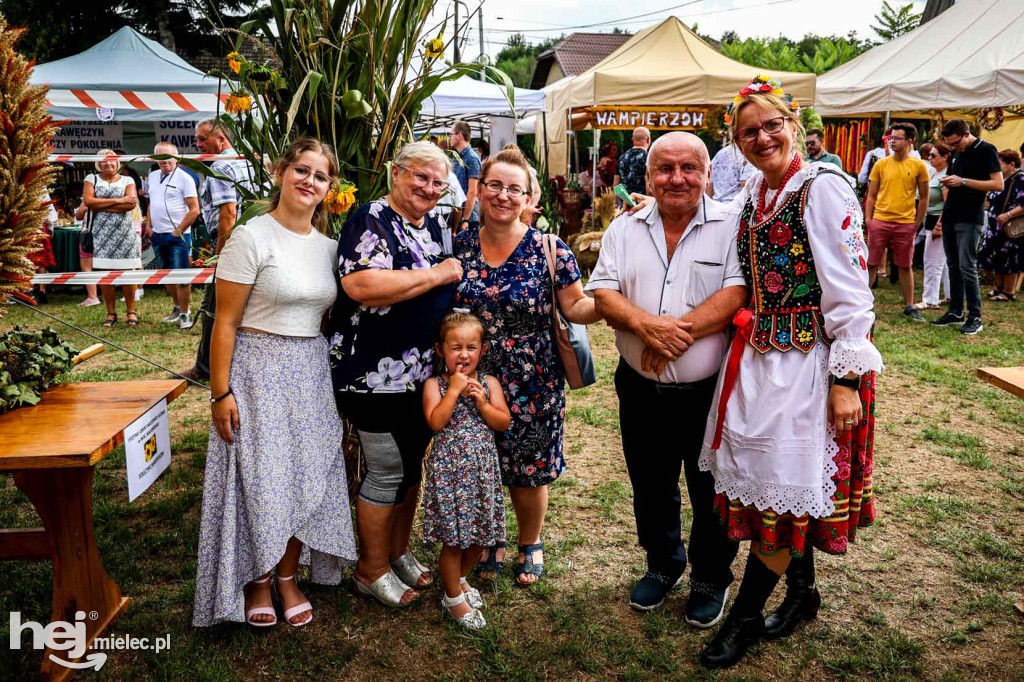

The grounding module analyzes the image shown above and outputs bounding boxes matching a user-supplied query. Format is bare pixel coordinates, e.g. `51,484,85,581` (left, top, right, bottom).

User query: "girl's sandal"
275,573,312,627
244,576,277,628
513,542,545,586
126,312,139,326
460,578,484,609
475,540,507,581
102,313,117,328
441,591,487,630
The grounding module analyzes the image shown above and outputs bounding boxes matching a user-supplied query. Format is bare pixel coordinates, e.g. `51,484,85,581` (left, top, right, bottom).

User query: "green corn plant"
194,0,514,234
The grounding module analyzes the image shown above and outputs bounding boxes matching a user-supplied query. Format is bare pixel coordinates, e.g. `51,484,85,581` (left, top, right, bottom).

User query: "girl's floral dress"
454,226,581,487
422,374,505,548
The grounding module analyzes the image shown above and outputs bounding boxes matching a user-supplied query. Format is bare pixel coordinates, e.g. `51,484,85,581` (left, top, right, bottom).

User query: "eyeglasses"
396,164,449,192
291,164,332,185
737,116,787,143
481,180,528,198
927,152,940,158
889,135,908,142
942,135,964,147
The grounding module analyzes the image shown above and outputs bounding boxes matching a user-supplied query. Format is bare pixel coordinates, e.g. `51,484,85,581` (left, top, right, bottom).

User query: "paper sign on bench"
124,399,171,502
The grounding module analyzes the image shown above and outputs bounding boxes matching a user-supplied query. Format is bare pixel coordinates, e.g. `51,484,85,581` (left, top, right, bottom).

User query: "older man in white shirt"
586,132,747,624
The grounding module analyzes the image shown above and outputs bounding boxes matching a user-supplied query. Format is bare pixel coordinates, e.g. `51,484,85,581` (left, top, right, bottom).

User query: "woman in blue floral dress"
977,150,1023,301
454,147,601,585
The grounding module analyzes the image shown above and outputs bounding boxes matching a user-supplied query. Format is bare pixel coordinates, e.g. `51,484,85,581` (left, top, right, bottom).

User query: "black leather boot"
700,555,781,670
763,546,821,640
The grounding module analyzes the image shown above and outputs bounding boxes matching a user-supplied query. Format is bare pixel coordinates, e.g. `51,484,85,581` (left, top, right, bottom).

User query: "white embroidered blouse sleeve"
804,172,884,378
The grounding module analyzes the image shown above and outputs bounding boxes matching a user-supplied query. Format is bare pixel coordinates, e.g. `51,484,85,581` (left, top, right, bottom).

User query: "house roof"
530,32,632,89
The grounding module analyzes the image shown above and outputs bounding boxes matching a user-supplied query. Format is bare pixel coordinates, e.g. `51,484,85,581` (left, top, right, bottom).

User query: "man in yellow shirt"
865,122,931,321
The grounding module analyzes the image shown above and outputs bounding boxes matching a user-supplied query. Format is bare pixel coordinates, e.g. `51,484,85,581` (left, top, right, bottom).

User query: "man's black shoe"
685,582,729,629
629,570,683,612
699,612,764,669
959,317,983,335
930,311,965,327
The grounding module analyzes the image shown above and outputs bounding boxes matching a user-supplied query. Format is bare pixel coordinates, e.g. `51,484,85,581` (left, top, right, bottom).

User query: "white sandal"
460,578,484,609
391,553,433,589
245,576,277,628
442,591,487,630
275,573,312,628
355,571,417,607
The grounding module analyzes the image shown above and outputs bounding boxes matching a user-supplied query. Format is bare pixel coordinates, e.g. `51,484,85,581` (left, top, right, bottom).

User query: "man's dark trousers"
614,359,738,588
192,227,217,379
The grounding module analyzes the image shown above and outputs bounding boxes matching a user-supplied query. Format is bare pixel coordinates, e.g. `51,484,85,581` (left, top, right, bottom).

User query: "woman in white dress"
697,78,883,669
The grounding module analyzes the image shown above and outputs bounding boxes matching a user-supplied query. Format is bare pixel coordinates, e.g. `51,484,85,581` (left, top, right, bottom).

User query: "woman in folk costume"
698,77,883,669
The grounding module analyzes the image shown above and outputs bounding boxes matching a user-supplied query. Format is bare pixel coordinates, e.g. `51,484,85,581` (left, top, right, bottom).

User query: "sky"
434,0,930,59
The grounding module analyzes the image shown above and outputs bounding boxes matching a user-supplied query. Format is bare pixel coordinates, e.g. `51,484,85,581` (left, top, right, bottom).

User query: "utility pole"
454,1,461,62
478,5,486,80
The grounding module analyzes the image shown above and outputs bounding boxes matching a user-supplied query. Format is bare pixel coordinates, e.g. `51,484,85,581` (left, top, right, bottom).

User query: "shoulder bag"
1001,172,1024,239
540,233,597,389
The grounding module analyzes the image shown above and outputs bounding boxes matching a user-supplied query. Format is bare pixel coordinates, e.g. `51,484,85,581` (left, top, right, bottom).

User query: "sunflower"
425,36,445,59
225,93,252,115
227,51,243,74
324,182,357,214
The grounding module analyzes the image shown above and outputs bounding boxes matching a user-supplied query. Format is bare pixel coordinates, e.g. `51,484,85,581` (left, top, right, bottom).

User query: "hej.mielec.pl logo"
10,610,171,671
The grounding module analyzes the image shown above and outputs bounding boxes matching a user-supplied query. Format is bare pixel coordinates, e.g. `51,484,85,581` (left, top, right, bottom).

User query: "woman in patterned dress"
83,149,141,327
455,147,601,585
977,149,1023,301
697,79,883,668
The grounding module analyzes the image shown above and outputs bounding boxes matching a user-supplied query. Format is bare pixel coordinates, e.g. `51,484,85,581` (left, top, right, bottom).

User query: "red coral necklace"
756,154,803,223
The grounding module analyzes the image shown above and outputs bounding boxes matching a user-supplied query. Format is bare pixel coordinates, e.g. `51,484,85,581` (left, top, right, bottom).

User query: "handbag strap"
540,233,568,328
1001,171,1021,213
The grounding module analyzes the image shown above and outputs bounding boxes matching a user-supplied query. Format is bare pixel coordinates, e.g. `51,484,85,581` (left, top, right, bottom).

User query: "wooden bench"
977,367,1024,400
0,380,187,681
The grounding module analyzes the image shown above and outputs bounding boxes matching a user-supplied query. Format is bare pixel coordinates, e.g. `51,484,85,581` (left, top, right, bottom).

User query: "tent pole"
592,128,600,201
542,110,550,177
884,111,891,128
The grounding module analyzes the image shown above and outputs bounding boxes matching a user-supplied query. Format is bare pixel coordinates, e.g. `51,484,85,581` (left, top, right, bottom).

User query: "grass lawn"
1,279,1023,680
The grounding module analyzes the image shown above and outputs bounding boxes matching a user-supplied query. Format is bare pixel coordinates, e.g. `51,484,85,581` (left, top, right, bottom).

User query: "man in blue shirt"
449,120,481,231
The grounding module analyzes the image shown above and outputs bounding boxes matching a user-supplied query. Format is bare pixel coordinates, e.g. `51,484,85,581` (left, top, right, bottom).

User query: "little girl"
422,312,511,629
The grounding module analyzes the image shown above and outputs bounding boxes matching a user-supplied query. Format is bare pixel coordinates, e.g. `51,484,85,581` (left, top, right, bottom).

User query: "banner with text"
579,106,708,131
51,121,124,153
154,121,201,154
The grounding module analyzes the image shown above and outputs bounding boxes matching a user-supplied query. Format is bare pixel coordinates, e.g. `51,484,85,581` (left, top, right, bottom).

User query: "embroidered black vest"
737,170,843,353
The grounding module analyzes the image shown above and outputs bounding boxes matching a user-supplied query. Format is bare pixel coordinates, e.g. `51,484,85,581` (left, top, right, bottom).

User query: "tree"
495,33,560,88
0,0,253,62
870,1,922,41
719,33,869,75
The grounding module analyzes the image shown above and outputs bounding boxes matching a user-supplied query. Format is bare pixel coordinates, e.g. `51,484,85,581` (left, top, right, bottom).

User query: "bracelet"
210,387,233,403
833,376,861,390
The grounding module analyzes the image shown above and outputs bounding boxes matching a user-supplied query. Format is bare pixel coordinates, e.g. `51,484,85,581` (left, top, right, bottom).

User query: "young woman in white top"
193,138,357,629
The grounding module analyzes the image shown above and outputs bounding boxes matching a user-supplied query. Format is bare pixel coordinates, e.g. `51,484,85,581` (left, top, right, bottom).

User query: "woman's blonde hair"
94,149,119,172
728,93,805,143
480,145,533,193
269,137,340,234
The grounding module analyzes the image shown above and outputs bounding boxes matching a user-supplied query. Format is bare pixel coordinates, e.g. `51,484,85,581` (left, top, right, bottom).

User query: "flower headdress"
724,75,800,125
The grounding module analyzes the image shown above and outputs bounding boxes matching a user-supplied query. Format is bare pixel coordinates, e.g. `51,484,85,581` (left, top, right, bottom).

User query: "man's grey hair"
196,117,233,142
394,140,452,175
646,131,710,173
154,141,177,154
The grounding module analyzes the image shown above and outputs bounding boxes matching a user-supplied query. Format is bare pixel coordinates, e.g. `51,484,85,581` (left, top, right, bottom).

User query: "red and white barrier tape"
47,153,251,163
31,268,215,287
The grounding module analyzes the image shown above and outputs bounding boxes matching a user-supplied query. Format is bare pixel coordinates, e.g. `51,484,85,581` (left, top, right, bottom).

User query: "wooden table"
0,380,187,681
977,367,1024,400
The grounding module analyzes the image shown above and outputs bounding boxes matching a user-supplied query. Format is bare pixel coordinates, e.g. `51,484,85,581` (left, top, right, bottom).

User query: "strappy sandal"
244,576,277,628
354,571,417,607
513,542,545,586
460,578,484,609
391,553,433,589
441,591,487,630
475,540,507,580
126,311,139,326
102,313,117,328
275,573,312,627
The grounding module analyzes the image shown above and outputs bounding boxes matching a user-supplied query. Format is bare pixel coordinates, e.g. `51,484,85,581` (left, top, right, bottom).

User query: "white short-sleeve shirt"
585,196,747,384
216,214,339,337
147,167,198,235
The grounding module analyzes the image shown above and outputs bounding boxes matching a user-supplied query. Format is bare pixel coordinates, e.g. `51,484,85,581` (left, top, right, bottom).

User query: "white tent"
31,27,223,122
420,75,545,119
816,0,1024,115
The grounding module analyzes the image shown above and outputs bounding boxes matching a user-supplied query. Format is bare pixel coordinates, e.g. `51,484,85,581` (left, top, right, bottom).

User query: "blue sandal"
475,540,506,580
514,542,544,586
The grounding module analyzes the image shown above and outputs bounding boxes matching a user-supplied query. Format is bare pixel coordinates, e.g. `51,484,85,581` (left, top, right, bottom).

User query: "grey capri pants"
335,390,433,506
